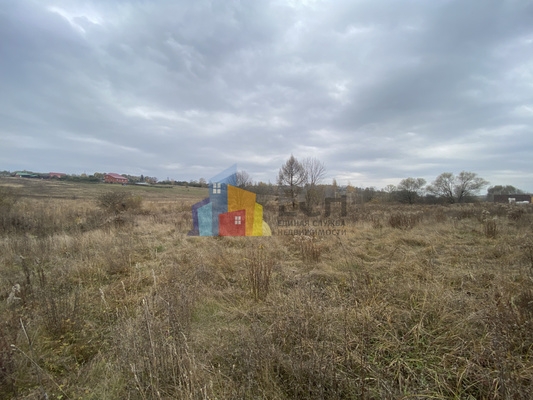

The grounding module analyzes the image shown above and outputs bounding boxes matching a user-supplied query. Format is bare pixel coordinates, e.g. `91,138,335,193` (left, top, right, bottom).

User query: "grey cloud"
1,0,532,191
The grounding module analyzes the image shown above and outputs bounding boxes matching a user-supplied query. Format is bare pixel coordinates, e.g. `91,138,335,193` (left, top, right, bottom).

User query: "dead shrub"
37,283,82,338
97,191,143,214
483,219,498,238
458,207,477,220
124,195,143,212
434,209,447,223
104,213,135,230
388,212,422,229
508,207,525,221
246,248,274,301
371,214,383,229
103,237,134,275
294,235,322,263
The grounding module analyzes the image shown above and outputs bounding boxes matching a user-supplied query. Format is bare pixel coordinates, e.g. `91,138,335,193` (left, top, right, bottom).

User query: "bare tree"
236,170,253,188
427,173,455,202
427,171,488,203
278,155,307,209
302,157,326,186
302,157,327,209
383,184,397,202
454,171,489,203
397,177,426,204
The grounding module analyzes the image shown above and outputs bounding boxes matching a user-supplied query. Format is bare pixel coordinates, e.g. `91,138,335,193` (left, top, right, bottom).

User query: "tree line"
269,155,525,205
1,163,524,204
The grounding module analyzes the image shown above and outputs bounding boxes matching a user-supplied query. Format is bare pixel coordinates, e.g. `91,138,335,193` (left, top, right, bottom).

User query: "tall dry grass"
1,178,533,399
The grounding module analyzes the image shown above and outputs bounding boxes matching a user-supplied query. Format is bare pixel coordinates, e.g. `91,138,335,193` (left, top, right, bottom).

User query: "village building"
493,194,532,204
48,172,66,179
104,173,129,184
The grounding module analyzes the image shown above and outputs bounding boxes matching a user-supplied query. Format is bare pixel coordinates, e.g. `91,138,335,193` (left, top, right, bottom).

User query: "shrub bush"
246,248,274,300
483,219,498,238
388,212,422,229
97,192,143,214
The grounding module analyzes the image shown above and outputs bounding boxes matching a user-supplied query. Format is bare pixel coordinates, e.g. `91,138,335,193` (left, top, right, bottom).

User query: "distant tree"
346,182,357,204
397,177,426,204
236,170,253,188
383,184,397,202
361,187,377,203
454,171,489,203
384,184,397,194
250,181,275,196
486,185,524,201
331,179,339,198
302,157,326,186
427,171,489,203
302,157,326,209
65,174,99,183
278,155,307,209
198,178,207,188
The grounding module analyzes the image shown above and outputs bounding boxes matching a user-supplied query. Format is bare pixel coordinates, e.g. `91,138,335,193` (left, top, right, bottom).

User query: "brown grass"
1,177,533,399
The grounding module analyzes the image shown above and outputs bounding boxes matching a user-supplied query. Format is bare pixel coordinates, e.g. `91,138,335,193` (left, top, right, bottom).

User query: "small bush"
97,191,143,214
388,212,422,229
124,195,143,211
294,235,322,263
246,248,274,301
434,210,447,223
371,214,383,229
508,207,525,221
483,219,498,238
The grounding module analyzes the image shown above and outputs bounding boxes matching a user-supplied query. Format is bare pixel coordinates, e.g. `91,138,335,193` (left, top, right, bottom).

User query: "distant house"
48,172,66,179
104,173,129,184
494,194,532,204
14,171,38,178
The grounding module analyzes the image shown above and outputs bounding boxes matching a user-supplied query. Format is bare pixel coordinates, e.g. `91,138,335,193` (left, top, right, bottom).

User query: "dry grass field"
1,177,532,399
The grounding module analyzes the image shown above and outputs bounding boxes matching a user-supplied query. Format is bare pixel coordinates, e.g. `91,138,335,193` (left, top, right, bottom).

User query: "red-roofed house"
49,172,66,179
104,173,128,184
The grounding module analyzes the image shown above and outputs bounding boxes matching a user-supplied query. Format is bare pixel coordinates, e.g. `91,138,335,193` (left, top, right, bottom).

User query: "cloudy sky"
1,0,532,191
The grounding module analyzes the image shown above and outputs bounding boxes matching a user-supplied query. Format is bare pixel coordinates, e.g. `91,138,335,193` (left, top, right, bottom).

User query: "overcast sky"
1,0,532,191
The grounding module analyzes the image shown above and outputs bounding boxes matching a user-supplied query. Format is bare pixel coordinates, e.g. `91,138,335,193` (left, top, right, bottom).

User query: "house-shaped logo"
188,166,271,236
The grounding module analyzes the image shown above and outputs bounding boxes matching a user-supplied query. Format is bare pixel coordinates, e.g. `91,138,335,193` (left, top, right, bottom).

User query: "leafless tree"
302,157,327,209
236,170,253,188
427,171,488,203
302,157,326,186
454,171,489,203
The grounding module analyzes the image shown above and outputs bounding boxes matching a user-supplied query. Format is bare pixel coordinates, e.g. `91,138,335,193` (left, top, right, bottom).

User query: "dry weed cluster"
1,178,533,399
